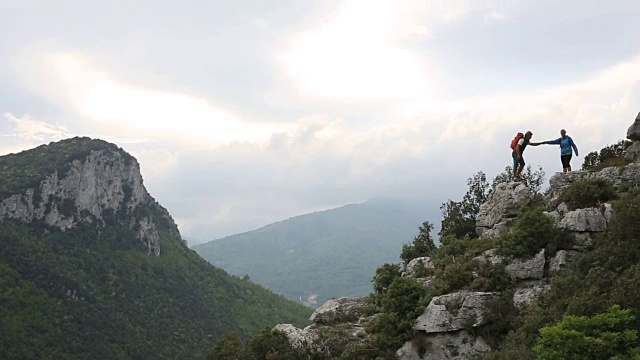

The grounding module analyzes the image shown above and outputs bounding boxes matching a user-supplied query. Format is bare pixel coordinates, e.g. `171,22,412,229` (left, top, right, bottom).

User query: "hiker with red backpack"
510,131,539,182
536,129,579,172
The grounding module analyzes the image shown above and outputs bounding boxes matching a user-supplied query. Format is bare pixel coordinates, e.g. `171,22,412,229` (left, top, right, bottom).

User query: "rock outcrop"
309,297,368,325
476,182,532,238
403,257,435,278
626,112,640,161
415,292,497,333
0,146,177,255
397,331,491,360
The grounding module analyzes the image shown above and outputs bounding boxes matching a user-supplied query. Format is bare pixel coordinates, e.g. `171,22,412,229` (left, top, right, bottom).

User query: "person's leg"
561,155,572,173
512,152,520,179
516,157,526,179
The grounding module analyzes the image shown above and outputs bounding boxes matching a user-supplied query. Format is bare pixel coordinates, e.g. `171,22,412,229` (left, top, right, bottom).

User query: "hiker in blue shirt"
535,129,579,172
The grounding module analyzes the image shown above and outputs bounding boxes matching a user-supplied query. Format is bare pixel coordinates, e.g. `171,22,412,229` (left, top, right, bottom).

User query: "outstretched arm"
545,138,562,145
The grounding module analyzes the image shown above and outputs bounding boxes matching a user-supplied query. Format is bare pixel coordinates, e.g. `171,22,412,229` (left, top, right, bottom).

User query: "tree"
582,140,632,170
439,171,491,239
207,332,244,360
400,221,436,264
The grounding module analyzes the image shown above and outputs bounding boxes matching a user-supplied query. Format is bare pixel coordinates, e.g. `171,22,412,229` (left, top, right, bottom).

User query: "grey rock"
415,277,436,290
557,202,570,216
506,249,545,281
415,292,497,333
549,250,581,273
0,150,168,255
274,324,317,349
559,208,607,232
513,283,550,309
627,112,640,141
397,331,491,360
603,203,614,224
480,220,509,239
472,249,504,266
476,182,532,229
544,210,562,225
625,142,640,161
568,232,595,251
403,257,435,278
310,297,368,325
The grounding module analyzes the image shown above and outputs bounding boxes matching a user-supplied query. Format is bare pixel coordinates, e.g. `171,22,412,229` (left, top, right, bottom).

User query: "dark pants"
561,154,572,168
512,151,525,169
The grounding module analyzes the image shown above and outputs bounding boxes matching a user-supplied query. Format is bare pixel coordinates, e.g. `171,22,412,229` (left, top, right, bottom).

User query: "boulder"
472,249,504,266
273,324,317,349
505,249,545,281
310,297,368,325
625,142,640,162
558,208,607,232
549,250,581,273
513,283,550,309
627,112,640,141
479,220,509,239
397,331,491,360
476,182,532,233
568,232,594,251
543,210,562,225
403,257,435,278
415,292,497,333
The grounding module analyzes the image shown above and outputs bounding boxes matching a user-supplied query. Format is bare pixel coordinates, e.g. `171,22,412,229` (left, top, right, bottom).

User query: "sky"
1,0,640,243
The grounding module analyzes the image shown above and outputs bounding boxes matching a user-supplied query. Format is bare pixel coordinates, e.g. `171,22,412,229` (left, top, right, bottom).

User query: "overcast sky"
1,0,640,243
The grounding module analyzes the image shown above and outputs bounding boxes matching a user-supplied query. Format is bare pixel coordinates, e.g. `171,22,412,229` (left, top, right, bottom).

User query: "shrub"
559,178,618,210
400,221,437,265
495,209,570,258
582,140,632,171
534,305,640,360
381,277,430,321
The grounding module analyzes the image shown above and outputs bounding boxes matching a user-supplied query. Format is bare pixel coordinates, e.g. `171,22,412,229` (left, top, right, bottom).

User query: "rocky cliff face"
0,142,179,255
625,112,640,161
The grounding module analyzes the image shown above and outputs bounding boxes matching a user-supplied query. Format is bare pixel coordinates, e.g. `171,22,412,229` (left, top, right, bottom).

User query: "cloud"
484,11,509,23
3,113,72,142
15,52,294,146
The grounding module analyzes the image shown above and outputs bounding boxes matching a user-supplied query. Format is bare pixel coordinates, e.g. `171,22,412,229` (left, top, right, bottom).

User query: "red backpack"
510,132,524,150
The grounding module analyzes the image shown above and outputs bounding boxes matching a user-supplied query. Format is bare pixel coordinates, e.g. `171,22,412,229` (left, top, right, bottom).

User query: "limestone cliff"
0,137,179,255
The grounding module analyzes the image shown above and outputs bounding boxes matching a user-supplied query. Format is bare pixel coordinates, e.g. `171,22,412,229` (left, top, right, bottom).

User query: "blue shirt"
545,135,578,156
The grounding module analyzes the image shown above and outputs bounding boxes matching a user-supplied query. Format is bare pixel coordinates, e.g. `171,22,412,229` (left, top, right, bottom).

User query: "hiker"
511,131,539,181
535,129,579,172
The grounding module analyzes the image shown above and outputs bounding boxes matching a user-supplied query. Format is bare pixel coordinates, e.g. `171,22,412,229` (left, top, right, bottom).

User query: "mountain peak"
0,137,175,255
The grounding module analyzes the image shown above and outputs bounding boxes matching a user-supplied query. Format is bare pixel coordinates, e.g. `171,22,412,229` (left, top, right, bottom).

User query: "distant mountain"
0,137,311,360
193,198,437,307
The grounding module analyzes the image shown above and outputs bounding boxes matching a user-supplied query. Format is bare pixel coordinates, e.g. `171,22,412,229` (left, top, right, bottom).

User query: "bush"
381,277,430,321
496,209,570,258
559,178,618,210
534,305,640,360
400,221,437,265
582,140,632,171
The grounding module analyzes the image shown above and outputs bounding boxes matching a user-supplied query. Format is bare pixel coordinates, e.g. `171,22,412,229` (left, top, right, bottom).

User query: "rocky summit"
270,112,640,360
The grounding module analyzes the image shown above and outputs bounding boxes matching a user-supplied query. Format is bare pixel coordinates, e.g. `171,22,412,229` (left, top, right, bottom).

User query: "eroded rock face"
403,257,435,278
627,112,640,141
309,297,368,325
513,283,550,309
558,208,607,232
549,250,581,273
274,324,318,349
476,182,532,237
415,292,497,333
0,149,171,255
506,249,545,281
397,331,491,360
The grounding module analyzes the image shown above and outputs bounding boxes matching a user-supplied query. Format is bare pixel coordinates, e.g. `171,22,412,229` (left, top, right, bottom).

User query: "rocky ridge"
272,115,640,359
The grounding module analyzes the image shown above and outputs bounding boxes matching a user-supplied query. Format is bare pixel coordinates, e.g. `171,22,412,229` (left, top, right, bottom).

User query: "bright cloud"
24,53,293,146
3,113,71,142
